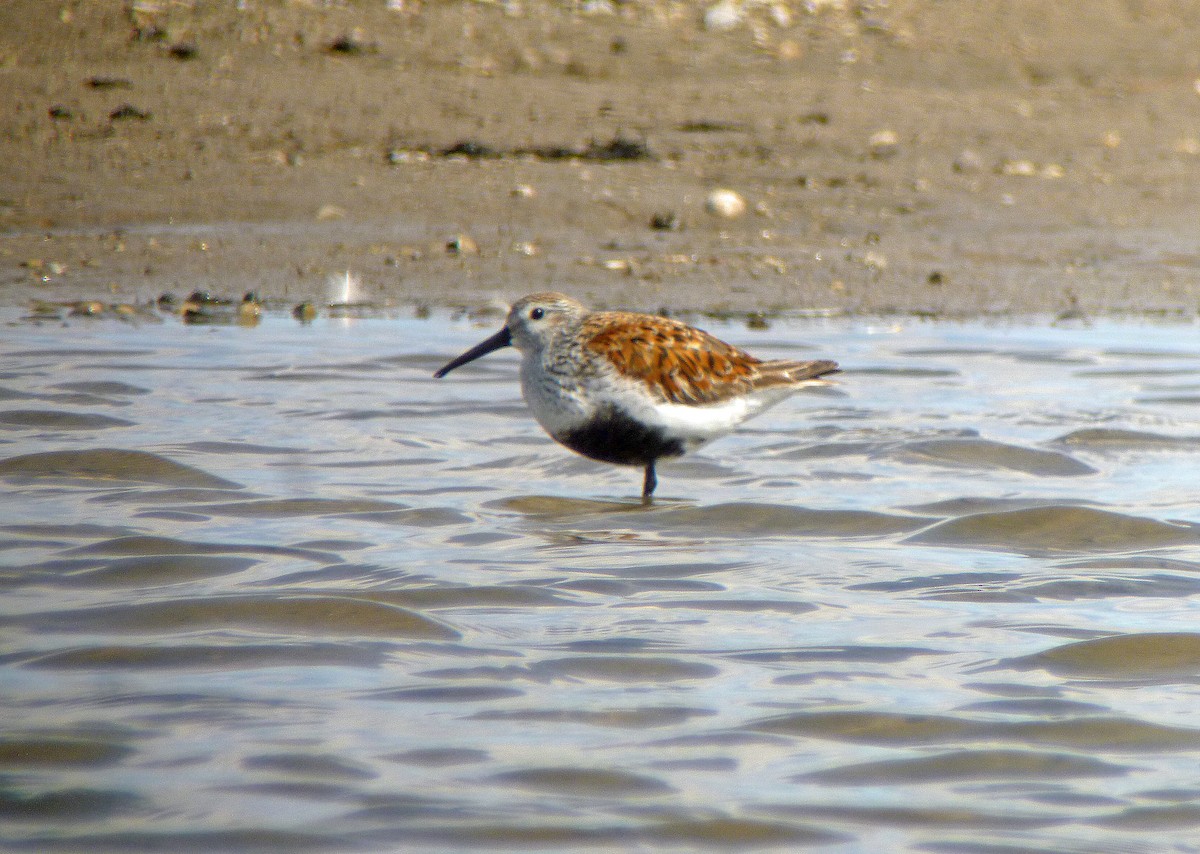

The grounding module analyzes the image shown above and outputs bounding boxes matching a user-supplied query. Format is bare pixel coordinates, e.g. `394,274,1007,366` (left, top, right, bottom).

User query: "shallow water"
2,307,1200,852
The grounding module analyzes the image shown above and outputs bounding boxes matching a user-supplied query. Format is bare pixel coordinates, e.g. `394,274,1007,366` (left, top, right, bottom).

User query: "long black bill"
433,326,512,378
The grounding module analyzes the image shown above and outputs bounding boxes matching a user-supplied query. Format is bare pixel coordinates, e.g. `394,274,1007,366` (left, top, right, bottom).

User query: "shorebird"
434,292,839,500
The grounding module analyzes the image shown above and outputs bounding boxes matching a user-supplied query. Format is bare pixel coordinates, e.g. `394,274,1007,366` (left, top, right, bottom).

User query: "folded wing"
584,313,838,405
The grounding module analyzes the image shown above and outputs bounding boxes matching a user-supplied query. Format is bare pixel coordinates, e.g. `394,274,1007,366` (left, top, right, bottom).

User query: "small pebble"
168,42,198,60
650,211,679,231
109,104,151,121
703,1,743,31
328,33,370,55
953,149,984,173
868,129,900,158
87,76,132,89
186,290,221,305
70,301,105,317
998,159,1037,177
581,0,615,14
238,292,262,326
447,234,479,255
705,189,747,219
387,149,429,164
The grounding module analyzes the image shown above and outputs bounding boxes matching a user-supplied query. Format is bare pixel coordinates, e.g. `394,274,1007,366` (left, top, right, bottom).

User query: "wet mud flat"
2,308,1200,850
4,1,1200,316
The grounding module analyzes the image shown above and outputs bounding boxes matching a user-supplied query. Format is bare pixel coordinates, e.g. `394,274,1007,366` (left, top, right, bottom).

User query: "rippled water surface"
3,307,1200,852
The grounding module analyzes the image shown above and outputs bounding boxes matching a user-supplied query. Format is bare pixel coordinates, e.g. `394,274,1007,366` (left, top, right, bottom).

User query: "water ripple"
2,312,1199,852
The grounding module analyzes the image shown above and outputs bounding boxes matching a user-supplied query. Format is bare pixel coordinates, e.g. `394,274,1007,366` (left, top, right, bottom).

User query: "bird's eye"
529,307,545,320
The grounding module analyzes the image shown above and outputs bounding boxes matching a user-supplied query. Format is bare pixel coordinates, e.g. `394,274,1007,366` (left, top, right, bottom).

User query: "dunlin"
434,293,839,500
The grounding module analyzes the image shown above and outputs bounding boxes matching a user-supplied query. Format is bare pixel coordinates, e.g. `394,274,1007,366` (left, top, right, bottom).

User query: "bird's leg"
641,461,657,504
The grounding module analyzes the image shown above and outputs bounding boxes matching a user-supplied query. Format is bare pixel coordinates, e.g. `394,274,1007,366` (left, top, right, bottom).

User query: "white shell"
704,188,747,219
703,1,743,31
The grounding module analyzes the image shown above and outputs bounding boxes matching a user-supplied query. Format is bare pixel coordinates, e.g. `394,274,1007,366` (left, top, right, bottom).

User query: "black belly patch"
557,406,685,466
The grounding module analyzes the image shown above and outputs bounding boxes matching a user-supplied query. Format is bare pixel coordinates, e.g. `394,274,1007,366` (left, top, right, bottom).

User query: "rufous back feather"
583,313,837,405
